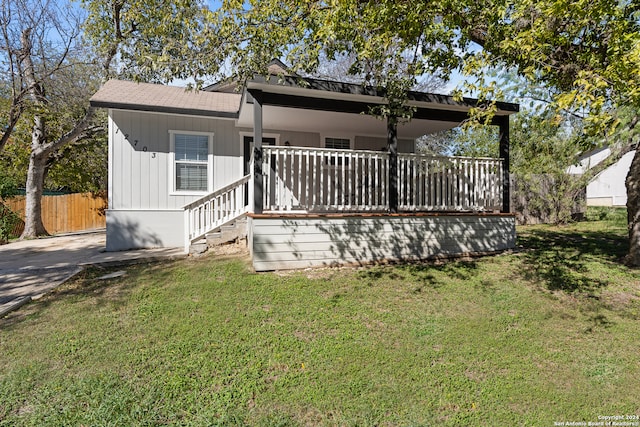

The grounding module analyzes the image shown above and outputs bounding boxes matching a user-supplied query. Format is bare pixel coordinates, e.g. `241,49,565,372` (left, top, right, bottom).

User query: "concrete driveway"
0,231,185,317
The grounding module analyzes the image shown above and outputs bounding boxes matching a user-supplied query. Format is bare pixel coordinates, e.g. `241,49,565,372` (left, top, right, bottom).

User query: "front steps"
189,216,247,255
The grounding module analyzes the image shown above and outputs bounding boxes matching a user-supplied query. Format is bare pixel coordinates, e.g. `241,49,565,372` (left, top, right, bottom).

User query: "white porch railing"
263,146,388,212
398,154,503,211
262,146,504,213
183,175,250,251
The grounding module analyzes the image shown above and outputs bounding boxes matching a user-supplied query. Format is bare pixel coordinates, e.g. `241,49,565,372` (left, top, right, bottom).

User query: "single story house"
567,147,634,207
90,63,519,271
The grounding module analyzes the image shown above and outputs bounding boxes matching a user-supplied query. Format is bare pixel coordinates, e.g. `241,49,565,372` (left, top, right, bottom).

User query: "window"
171,132,212,193
324,137,352,166
325,137,351,150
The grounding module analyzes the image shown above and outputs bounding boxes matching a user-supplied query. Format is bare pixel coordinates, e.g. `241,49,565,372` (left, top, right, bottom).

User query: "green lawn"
1,208,639,426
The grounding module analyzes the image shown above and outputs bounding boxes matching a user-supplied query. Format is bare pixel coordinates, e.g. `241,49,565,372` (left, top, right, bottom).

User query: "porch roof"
240,74,519,139
246,74,519,117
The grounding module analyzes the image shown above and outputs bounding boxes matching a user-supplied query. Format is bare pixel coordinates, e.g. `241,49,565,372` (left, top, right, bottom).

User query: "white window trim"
169,130,214,196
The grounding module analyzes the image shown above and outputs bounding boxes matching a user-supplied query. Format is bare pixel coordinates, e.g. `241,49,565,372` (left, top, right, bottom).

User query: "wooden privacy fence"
3,192,107,236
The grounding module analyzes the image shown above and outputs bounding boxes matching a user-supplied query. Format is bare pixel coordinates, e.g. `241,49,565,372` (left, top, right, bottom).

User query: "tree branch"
38,106,100,156
0,103,23,152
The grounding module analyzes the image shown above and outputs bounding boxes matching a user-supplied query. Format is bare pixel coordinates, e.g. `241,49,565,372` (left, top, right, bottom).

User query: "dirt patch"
196,240,251,260
601,290,640,313
211,241,249,255
273,264,361,279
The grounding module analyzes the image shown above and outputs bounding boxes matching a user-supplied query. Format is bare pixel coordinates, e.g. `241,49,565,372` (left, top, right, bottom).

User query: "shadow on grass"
356,223,629,300
357,259,480,290
517,227,628,295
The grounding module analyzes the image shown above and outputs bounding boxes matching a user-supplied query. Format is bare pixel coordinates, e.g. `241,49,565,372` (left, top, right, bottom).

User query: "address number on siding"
140,146,156,158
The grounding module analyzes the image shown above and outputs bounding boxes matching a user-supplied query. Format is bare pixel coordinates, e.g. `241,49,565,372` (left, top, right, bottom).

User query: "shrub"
0,170,19,244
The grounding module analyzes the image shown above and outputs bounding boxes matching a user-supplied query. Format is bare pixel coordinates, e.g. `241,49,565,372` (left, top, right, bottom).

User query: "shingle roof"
90,80,242,118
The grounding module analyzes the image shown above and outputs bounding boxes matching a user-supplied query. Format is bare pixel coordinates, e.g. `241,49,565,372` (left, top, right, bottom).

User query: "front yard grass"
1,207,639,426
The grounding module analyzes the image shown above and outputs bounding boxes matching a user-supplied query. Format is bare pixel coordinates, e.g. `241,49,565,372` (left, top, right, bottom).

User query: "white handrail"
263,146,388,212
183,175,250,251
261,146,504,213
397,153,503,211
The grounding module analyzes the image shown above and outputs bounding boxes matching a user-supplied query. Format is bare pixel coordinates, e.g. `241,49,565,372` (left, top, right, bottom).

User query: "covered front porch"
248,145,514,271
185,74,518,270
245,75,514,215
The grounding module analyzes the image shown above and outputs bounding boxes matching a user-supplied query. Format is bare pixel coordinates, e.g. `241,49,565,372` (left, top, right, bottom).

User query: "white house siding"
249,214,516,271
106,210,184,251
237,130,414,151
586,151,634,206
355,136,415,152
109,110,242,210
107,110,242,250
277,130,321,147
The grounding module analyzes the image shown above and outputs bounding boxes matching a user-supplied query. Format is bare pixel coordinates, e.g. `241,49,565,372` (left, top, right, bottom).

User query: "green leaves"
80,0,640,131
82,0,223,84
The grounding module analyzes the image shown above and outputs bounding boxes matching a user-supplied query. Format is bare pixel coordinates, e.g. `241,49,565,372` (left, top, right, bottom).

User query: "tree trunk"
21,111,50,238
20,27,49,238
21,150,50,238
625,144,640,266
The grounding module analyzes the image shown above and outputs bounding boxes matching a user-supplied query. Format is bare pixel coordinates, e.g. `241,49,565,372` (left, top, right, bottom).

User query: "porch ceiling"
240,76,518,139
237,103,460,139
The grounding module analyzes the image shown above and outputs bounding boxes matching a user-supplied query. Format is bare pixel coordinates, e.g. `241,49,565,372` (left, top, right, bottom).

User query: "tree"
509,111,586,224
0,0,120,238
0,129,108,194
1,58,109,195
311,51,446,93
45,134,108,193
82,0,220,85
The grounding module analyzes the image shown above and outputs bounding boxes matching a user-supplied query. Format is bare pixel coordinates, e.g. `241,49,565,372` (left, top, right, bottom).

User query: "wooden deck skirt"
247,212,516,271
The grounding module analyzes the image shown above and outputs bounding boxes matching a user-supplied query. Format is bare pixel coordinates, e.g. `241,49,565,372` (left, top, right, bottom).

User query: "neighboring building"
90,64,520,271
568,147,633,207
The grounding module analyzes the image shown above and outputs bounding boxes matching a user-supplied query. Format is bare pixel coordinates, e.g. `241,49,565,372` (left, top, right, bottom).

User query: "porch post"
388,115,398,213
498,116,510,213
251,89,264,214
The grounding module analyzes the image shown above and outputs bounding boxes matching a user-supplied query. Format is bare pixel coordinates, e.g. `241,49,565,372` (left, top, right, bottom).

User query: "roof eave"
90,100,240,119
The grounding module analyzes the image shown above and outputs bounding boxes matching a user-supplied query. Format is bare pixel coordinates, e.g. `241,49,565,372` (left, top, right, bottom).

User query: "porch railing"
262,146,388,212
262,146,504,213
398,154,503,211
183,174,250,251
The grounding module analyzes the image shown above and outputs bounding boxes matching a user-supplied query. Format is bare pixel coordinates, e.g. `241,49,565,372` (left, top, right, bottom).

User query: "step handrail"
183,175,251,252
